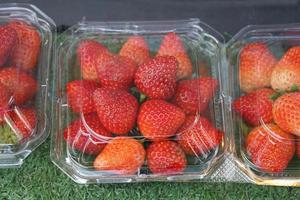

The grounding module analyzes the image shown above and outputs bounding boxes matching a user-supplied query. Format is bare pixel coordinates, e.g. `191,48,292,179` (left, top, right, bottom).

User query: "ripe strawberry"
157,32,192,79
0,67,37,104
93,88,138,135
147,140,187,174
246,124,295,173
233,88,275,126
9,107,36,140
173,77,218,114
273,92,300,136
8,21,41,70
271,46,300,91
77,39,109,80
66,80,99,114
239,42,277,93
119,36,150,65
297,138,300,159
177,115,223,156
63,113,112,155
94,137,145,175
0,24,18,66
97,54,137,90
137,100,185,140
134,56,177,99
0,83,10,124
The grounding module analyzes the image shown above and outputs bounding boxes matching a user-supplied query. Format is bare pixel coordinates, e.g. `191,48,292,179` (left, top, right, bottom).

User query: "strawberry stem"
270,84,299,100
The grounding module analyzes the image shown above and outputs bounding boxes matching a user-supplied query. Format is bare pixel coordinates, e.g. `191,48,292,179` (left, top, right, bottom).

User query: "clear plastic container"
51,19,227,183
227,24,300,186
0,3,55,167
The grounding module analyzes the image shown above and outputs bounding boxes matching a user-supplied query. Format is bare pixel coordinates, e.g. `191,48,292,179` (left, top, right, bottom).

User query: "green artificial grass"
0,139,300,200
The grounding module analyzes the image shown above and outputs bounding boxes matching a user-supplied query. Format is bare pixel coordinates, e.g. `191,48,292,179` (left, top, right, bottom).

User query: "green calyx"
0,124,18,145
270,84,299,101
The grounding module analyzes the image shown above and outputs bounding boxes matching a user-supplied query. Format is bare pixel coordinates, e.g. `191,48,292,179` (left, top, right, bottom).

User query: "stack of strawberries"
234,42,300,173
0,21,40,144
64,32,223,175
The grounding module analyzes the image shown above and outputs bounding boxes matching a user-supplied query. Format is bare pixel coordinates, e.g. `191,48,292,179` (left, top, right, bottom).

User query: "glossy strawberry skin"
137,100,185,140
63,113,112,155
273,92,300,136
173,77,218,114
177,115,223,156
233,88,275,126
119,36,150,65
239,42,277,93
94,137,145,175
66,80,99,114
9,107,36,140
8,21,41,70
246,124,295,173
93,88,138,135
0,25,18,67
0,67,37,105
97,55,137,90
147,141,187,174
157,32,192,79
271,46,300,91
77,39,108,80
134,56,177,100
0,83,10,124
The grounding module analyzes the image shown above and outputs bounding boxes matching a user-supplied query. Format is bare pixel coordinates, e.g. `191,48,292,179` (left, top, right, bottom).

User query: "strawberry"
0,24,18,67
273,92,300,136
239,42,277,93
157,32,192,79
66,80,99,114
8,21,41,70
246,124,295,173
0,83,10,124
173,77,218,114
0,67,37,105
97,54,137,90
93,88,138,135
93,137,145,175
177,115,223,156
8,107,36,140
233,88,275,126
77,39,109,80
134,56,177,99
271,46,300,91
137,99,185,140
63,113,112,155
147,140,187,174
119,36,150,65
297,138,300,159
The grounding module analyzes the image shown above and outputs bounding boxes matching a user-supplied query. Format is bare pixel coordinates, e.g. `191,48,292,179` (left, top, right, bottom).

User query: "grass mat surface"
0,139,300,200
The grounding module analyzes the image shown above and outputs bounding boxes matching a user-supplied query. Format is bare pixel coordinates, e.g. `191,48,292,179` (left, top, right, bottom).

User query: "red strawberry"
246,124,295,173
177,115,223,156
157,32,192,79
9,107,36,140
93,88,138,135
119,36,150,65
8,21,41,70
0,83,10,124
173,77,218,114
239,42,277,93
0,25,18,66
297,138,300,159
77,39,109,80
134,56,177,99
273,92,300,136
137,100,185,140
97,54,137,90
94,137,145,175
66,80,99,114
271,46,300,91
147,140,187,174
0,67,37,104
63,113,112,155
233,88,275,126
